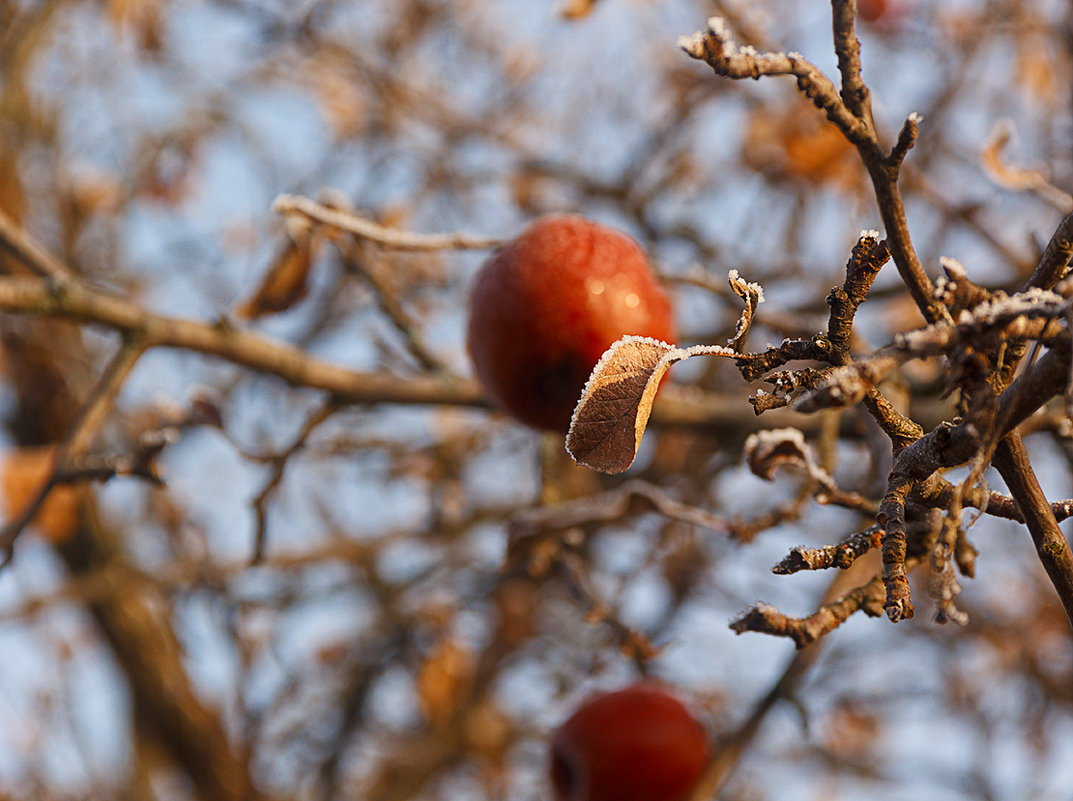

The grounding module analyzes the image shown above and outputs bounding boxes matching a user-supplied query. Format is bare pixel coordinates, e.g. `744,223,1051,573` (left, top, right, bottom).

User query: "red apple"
857,0,887,22
466,215,675,432
549,682,710,801
857,0,908,29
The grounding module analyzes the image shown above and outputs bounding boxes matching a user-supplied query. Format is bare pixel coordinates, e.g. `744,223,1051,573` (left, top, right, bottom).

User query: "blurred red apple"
857,0,908,30
549,682,710,801
467,215,675,432
857,0,887,22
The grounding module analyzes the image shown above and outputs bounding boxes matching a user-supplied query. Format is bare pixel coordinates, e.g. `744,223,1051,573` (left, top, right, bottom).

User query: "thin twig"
0,274,489,408
0,337,147,564
830,0,872,124
686,643,823,800
772,526,881,574
0,207,76,280
678,16,941,323
249,400,340,562
273,194,505,252
1025,210,1073,291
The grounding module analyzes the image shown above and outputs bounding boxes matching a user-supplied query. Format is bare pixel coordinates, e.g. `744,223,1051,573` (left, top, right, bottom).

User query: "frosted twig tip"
677,32,705,56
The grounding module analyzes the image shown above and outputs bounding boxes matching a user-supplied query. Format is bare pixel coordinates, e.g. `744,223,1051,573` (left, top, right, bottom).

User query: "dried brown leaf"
559,0,598,19
566,337,683,474
64,167,124,217
741,96,862,192
744,427,812,481
416,637,476,729
235,218,316,320
982,124,1048,192
982,122,1073,210
822,701,882,760
727,269,764,352
309,62,368,141
107,0,165,51
1,446,79,545
1015,35,1059,105
567,338,736,473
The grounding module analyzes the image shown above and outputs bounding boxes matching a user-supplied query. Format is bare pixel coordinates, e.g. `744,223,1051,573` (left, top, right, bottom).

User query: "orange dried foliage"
1016,37,1059,106
308,62,368,141
742,99,862,192
235,219,316,320
0,446,80,545
461,699,511,763
137,136,199,206
560,0,598,19
416,637,476,728
493,578,539,648
64,167,123,218
821,701,881,760
107,0,165,52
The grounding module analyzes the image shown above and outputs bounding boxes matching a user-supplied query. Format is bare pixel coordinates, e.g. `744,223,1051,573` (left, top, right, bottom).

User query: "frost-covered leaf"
727,269,765,352
744,428,812,480
566,337,684,474
744,427,838,490
567,337,739,473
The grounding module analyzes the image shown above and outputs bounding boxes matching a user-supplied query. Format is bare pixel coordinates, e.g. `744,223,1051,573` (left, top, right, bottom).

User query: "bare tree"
0,1,1070,800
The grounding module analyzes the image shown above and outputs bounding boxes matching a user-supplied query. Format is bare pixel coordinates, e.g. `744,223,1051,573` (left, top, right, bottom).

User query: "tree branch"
1025,210,1073,291
992,434,1073,630
273,194,505,251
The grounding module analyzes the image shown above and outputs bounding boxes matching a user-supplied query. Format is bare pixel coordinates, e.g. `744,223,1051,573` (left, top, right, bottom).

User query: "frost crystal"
570,336,679,434
684,343,735,357
939,257,966,278
677,33,705,54
727,269,765,304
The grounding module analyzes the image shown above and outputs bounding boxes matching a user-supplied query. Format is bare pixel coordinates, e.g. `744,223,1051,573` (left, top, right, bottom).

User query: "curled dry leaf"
982,123,1049,192
982,122,1073,211
416,637,476,729
727,269,764,352
308,59,368,141
107,0,165,52
0,447,80,545
235,217,317,320
559,0,598,18
741,95,862,193
744,427,812,481
566,337,684,474
744,427,839,491
567,337,738,473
